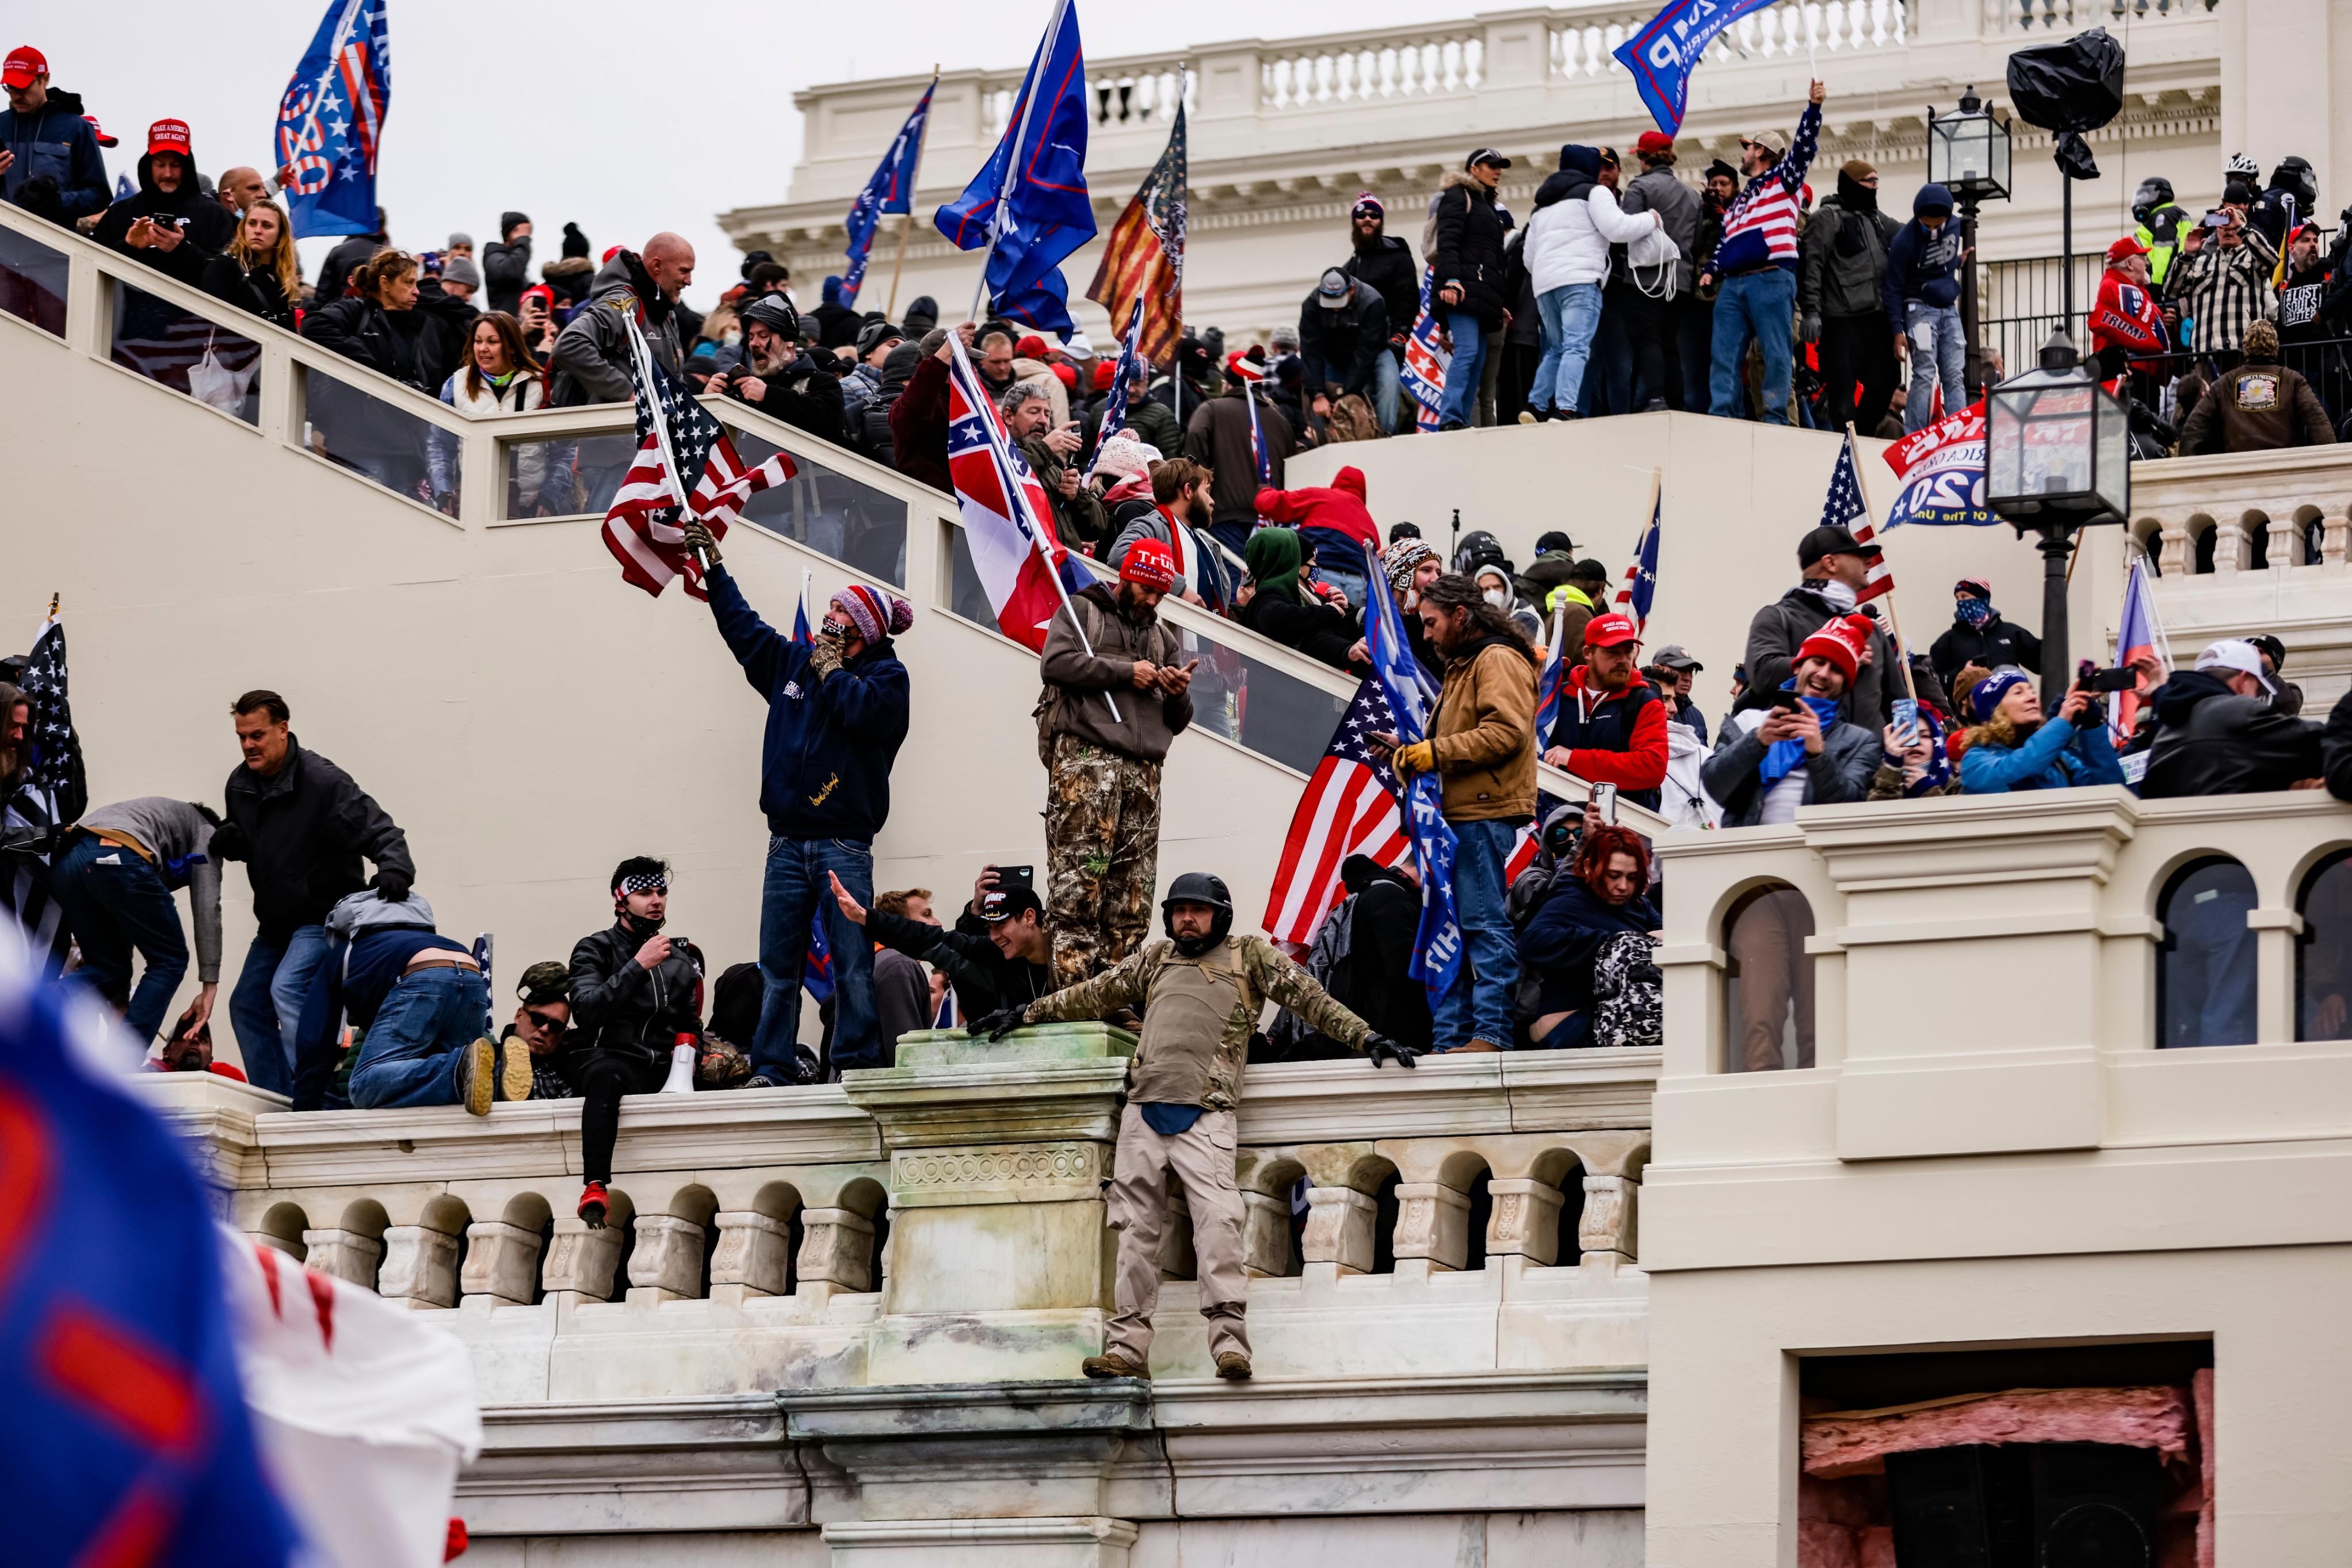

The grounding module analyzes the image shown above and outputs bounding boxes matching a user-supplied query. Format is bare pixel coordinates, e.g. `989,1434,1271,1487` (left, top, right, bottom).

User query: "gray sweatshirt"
75,797,223,982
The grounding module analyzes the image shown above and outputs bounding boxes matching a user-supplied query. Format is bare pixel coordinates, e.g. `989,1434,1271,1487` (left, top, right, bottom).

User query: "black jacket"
2324,688,2352,803
1744,584,1900,731
1429,175,1511,327
563,916,706,1067
869,904,1051,1023
1299,279,1391,398
1241,582,1360,672
1929,613,2044,688
90,153,236,288
221,738,414,933
1518,878,1660,1022
722,354,849,448
1328,871,1433,1051
199,255,297,332
1343,233,1420,347
483,234,532,316
314,231,387,305
1798,182,1900,322
2139,671,2323,798
302,290,473,395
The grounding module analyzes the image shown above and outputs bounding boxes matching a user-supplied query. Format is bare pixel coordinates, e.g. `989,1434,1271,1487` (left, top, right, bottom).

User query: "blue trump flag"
0,967,299,1565
1613,0,1782,135
792,582,837,1006
842,75,936,309
934,0,1095,336
1358,542,1464,1008
273,0,392,239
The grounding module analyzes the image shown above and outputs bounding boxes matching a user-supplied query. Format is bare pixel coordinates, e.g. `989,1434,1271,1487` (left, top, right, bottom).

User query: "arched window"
2158,858,2258,1049
1723,884,1815,1072
2297,851,2352,1042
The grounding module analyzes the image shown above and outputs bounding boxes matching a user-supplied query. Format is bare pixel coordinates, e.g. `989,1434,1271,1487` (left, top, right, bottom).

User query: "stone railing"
1550,0,1908,82
1995,0,2217,30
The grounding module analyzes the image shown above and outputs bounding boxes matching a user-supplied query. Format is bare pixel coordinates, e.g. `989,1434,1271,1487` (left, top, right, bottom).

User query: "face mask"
1815,579,1858,613
1483,588,1508,609
821,617,852,640
1954,596,1994,628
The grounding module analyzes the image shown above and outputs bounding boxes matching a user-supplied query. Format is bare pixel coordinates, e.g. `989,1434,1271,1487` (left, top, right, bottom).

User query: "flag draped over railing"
273,0,392,239
934,0,1095,335
1085,102,1186,368
842,76,936,309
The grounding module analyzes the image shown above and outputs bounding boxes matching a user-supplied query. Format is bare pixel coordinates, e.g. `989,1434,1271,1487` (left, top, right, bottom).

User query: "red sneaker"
577,1181,609,1229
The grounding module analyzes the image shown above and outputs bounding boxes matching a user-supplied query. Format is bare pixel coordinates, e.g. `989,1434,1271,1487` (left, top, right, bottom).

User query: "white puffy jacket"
430,366,548,506
1523,186,1660,296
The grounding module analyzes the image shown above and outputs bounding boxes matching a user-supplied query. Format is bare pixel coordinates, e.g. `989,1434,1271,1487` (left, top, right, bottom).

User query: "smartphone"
2201,209,2232,228
998,865,1036,893
2080,667,2139,693
1590,783,1618,827
1770,690,1805,712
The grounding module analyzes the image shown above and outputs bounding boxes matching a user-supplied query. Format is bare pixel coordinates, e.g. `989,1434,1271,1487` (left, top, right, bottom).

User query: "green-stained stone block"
891,1020,1136,1069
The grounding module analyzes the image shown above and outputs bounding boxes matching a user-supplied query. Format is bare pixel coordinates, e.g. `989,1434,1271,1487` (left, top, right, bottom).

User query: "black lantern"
1986,329,2130,706
1926,89,2012,397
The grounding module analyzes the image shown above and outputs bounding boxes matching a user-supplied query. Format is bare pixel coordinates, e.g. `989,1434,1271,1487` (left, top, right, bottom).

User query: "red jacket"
2088,269,2167,370
1254,466,1380,558
1548,666,1669,791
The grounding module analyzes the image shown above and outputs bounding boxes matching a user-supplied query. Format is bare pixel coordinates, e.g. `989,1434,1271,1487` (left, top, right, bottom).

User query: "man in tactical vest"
969,871,1421,1381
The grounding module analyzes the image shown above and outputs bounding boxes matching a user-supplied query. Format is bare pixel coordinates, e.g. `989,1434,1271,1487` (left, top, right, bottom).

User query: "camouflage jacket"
1020,934,1371,1110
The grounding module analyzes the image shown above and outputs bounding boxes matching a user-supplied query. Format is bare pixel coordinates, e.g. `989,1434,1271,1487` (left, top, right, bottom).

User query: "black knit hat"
561,221,589,259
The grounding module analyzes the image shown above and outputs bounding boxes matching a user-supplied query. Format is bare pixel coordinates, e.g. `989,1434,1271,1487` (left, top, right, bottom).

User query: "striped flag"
944,329,1091,651
1615,486,1663,633
1084,296,1146,476
0,613,82,974
1534,602,1570,743
2112,559,2170,746
1262,676,1414,951
1819,431,1893,604
1401,268,1448,432
602,322,792,599
1084,103,1186,368
273,0,392,239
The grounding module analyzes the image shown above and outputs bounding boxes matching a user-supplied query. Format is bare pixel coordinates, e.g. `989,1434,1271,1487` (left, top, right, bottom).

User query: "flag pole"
1843,422,1919,707
886,67,939,322
970,0,1073,326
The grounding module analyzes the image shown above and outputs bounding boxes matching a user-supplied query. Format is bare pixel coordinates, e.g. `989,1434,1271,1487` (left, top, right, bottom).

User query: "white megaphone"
659,1034,697,1094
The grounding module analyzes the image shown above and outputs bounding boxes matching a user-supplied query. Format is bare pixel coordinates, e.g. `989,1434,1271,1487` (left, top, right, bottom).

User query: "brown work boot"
461,1037,498,1115
1454,1039,1505,1053
1215,1352,1253,1381
1082,1351,1148,1380
497,1037,532,1103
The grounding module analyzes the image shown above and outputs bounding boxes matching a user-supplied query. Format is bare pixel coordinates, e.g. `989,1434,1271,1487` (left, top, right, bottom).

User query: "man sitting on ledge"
968,871,1419,1384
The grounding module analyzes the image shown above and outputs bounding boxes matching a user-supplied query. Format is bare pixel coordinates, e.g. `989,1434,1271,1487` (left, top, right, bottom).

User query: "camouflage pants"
1045,733,1162,989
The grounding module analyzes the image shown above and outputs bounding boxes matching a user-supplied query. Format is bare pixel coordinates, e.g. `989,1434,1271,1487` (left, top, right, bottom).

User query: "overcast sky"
31,0,1460,309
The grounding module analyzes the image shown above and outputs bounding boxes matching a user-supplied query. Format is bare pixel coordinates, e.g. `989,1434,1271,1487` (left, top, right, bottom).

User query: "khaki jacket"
1429,637,1538,821
1021,934,1369,1111
1036,583,1193,764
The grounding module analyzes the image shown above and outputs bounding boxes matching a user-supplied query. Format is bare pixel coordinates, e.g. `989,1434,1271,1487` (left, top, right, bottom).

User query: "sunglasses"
524,1009,568,1036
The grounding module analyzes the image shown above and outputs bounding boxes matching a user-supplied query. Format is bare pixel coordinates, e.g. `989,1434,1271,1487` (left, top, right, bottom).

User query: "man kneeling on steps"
969,871,1421,1382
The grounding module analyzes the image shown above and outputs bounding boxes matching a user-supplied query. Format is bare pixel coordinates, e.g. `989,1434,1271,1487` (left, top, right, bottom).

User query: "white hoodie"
1524,184,1660,296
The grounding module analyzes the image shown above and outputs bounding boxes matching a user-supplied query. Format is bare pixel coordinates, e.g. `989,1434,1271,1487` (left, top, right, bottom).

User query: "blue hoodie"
0,98,111,220
1883,182,1967,333
705,565,911,842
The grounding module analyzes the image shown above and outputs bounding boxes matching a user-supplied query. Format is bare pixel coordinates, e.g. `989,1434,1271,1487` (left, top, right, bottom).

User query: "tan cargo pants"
1104,1101,1249,1366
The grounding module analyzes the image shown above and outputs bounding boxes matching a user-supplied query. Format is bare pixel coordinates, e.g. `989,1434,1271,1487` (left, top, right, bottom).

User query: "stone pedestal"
842,1023,1133,1385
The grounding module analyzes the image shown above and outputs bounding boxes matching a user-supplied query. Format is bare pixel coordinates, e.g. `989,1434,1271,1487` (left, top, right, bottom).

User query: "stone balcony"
143,1027,1660,1559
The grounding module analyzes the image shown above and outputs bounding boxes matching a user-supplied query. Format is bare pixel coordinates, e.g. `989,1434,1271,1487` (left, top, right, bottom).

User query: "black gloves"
207,820,249,862
372,868,413,903
1366,1035,1421,1069
968,1007,1029,1041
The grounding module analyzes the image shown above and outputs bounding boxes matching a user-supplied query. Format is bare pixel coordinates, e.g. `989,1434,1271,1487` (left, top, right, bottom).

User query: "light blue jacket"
1960,714,2125,793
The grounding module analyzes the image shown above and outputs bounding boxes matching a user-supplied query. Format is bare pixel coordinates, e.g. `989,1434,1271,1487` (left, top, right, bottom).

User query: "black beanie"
561,221,589,259
501,210,530,239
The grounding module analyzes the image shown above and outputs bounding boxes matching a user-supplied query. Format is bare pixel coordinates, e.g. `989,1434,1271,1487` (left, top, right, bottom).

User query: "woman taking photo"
200,198,299,332
429,311,546,514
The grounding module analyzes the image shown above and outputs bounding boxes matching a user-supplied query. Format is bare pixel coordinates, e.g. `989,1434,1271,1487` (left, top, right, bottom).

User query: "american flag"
603,322,793,600
1615,484,1663,633
1262,676,1414,951
1401,267,1448,432
1,614,82,973
1085,296,1146,477
1819,433,1893,604
1084,102,1186,368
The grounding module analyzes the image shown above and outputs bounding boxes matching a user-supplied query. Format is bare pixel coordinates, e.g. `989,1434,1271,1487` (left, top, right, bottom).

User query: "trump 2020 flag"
842,75,936,309
945,331,1088,651
934,0,1095,336
274,0,392,239
1402,268,1449,432
1360,542,1464,1007
1882,400,1996,529
1614,0,1784,136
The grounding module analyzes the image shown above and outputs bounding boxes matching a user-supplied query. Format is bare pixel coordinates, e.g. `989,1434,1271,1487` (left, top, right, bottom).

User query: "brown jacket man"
2181,320,2335,456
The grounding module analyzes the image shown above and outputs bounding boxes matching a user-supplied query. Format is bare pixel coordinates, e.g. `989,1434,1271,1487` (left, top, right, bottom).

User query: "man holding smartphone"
1038,539,1197,987
91,118,234,285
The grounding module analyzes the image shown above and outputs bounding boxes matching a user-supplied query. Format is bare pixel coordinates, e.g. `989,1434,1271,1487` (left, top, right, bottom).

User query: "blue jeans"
2163,883,2257,1048
1533,282,1603,413
49,832,189,1045
1433,817,1526,1050
348,967,492,1108
755,835,880,1077
1367,346,1404,434
1708,267,1797,424
230,923,335,1096
1903,301,1968,433
1438,312,1489,427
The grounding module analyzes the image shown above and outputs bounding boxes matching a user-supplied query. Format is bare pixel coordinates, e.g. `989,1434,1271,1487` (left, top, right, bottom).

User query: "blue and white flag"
1401,267,1448,431
1085,295,1146,476
1359,542,1464,1007
934,0,1095,336
1613,0,1783,136
842,75,936,309
792,578,837,1005
113,171,134,200
1614,484,1663,634
273,0,392,239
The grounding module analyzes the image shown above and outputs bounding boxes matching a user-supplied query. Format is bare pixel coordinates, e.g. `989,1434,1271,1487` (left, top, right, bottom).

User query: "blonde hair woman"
200,198,300,331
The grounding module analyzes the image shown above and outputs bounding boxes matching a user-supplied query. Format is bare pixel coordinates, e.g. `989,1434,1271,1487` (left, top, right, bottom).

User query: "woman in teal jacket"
1958,671,2125,793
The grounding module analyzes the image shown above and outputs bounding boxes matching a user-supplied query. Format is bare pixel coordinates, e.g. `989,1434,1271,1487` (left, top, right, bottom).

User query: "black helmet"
1161,871,1234,954
1453,529,1507,576
2273,156,2317,206
2131,175,2172,220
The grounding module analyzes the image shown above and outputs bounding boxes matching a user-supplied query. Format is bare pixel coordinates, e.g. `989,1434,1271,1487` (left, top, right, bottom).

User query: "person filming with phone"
1038,537,1197,987
829,863,1053,1026
1956,668,2126,794
1702,616,1881,825
93,118,234,285
1004,379,1107,554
